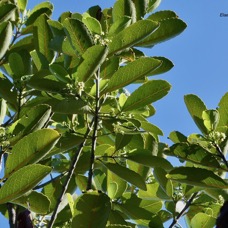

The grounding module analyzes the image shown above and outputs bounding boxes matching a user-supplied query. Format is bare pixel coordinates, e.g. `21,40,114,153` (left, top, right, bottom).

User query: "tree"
0,0,227,227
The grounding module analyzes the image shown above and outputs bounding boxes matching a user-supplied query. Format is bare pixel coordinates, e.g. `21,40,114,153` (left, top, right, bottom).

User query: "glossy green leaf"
13,191,50,214
147,10,177,21
191,213,216,228
18,0,28,12
126,149,173,171
104,57,161,93
0,164,51,204
63,18,94,55
30,50,49,70
5,129,60,177
0,3,16,23
140,121,163,136
108,20,159,56
108,16,131,36
0,21,13,59
9,35,34,54
154,168,173,197
72,191,111,228
202,109,220,132
122,80,171,111
107,169,128,199
184,94,208,135
25,2,53,26
166,167,228,189
167,143,221,169
217,92,228,132
103,162,147,190
107,210,128,226
66,193,76,217
0,73,17,110
76,45,108,82
100,56,119,79
82,16,102,34
147,0,162,13
8,104,52,144
133,0,148,20
33,13,54,62
148,57,174,76
112,0,136,23
137,18,187,47
47,19,65,36
168,131,187,143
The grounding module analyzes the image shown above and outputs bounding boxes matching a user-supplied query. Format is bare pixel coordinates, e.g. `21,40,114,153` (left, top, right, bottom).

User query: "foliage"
0,0,227,227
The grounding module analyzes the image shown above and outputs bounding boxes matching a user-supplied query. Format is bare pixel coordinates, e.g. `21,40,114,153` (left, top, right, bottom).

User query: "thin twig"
7,203,16,228
47,122,93,228
214,143,228,169
87,74,100,191
169,192,198,228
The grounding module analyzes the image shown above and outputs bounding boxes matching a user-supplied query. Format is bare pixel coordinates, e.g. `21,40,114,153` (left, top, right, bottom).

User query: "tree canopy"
0,0,227,227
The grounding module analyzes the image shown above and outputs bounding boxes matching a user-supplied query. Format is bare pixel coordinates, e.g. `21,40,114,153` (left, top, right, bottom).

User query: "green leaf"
18,0,28,12
184,94,208,135
76,45,108,82
63,18,94,55
154,168,173,197
147,10,178,21
108,20,159,56
49,63,71,83
103,57,161,93
100,56,119,79
28,70,66,93
137,18,187,47
9,35,34,54
191,213,216,228
13,191,50,214
33,13,54,62
202,109,220,132
115,134,133,151
82,16,102,34
167,143,222,169
133,0,148,20
0,3,16,23
126,149,173,171
112,0,136,23
8,104,52,144
0,73,17,110
8,52,25,79
25,2,53,26
103,162,147,190
166,167,228,189
72,191,111,228
107,169,128,199
122,80,171,111
147,0,162,13
217,92,228,132
0,21,13,59
30,50,49,70
107,210,128,226
168,131,187,143
108,16,131,36
0,164,51,204
5,129,60,177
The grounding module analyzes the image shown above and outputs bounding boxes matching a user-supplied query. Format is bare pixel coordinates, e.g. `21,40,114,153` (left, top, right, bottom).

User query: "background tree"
0,0,227,227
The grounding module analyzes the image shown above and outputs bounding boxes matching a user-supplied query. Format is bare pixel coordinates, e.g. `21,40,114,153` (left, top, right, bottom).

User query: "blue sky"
1,1,228,227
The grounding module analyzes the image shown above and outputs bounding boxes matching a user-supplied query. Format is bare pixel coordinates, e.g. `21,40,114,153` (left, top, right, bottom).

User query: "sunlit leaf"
184,94,208,135
202,109,220,132
72,191,111,227
168,131,187,143
122,80,171,111
0,164,51,204
5,129,60,177
0,3,16,23
191,213,216,228
217,92,228,133
13,191,50,214
82,16,102,34
103,162,147,190
147,10,177,21
166,167,228,189
103,57,161,93
18,0,28,12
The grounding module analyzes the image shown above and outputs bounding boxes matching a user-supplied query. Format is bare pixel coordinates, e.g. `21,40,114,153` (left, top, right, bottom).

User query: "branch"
169,192,198,228
87,74,100,191
47,122,93,228
7,203,16,228
214,143,228,169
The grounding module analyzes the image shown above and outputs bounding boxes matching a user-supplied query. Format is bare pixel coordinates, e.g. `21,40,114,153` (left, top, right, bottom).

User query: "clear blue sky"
1,1,228,227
